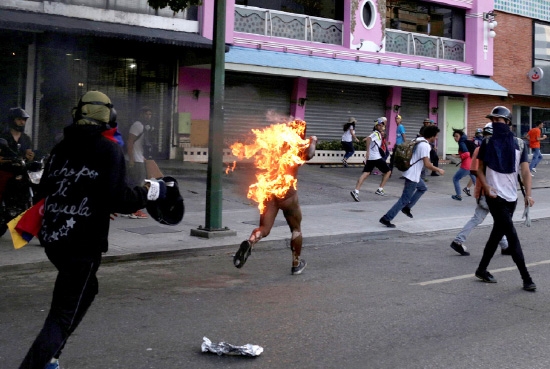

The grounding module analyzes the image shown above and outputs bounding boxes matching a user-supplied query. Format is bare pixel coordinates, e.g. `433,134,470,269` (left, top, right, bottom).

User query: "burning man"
231,120,317,275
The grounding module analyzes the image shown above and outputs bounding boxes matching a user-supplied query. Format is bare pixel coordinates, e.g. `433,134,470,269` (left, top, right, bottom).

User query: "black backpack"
464,139,476,158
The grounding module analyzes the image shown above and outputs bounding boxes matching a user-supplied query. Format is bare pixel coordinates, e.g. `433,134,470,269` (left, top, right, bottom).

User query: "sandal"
233,240,252,268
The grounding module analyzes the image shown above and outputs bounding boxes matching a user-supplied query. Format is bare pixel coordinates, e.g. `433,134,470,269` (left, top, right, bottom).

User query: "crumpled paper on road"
201,336,263,357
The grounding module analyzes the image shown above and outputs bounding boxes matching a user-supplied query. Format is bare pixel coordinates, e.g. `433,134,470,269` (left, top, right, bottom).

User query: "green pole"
205,0,226,230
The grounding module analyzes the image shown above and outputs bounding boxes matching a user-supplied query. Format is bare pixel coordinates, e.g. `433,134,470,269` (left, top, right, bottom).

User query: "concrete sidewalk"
2,160,550,271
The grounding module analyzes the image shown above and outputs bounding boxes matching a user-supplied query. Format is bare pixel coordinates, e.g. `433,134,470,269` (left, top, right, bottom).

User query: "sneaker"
342,158,348,167
501,247,512,255
531,173,535,177
375,189,386,196
523,279,537,291
422,177,429,182
462,187,471,196
233,240,252,268
450,241,470,256
129,210,148,219
401,207,413,218
475,269,497,283
119,214,131,218
430,172,440,176
531,168,537,173
350,190,360,202
451,195,462,201
291,259,307,275
46,360,60,369
379,217,396,228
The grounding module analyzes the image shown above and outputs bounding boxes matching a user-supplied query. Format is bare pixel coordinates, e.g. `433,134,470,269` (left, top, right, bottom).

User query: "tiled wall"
495,0,550,22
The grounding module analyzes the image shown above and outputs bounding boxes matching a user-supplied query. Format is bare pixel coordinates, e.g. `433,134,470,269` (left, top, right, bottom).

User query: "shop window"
534,23,550,97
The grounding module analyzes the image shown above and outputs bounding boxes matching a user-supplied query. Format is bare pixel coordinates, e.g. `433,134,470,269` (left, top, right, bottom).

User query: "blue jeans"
383,178,427,221
341,141,355,160
529,148,542,170
453,167,475,196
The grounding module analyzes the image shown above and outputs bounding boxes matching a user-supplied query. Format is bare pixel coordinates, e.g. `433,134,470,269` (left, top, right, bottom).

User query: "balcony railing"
24,0,198,20
234,5,343,46
385,29,465,62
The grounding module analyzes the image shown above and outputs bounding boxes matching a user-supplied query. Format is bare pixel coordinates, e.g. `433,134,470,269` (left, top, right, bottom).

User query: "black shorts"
363,158,390,173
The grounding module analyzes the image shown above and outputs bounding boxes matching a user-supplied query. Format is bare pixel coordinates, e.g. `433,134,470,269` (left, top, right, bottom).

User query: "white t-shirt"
368,131,383,161
342,128,354,142
484,141,527,202
128,121,145,163
403,138,430,182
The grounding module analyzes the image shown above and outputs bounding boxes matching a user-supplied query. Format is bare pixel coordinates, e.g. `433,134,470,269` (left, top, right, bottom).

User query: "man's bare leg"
281,194,306,274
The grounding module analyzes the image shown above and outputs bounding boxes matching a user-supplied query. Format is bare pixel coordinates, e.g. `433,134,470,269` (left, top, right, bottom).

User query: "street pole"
191,0,236,238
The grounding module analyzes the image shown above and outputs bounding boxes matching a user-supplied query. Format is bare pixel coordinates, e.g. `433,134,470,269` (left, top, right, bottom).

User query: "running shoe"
129,210,148,219
375,189,386,196
350,190,360,202
401,207,413,218
475,269,496,283
46,360,59,369
462,187,471,196
379,217,396,228
291,259,307,275
523,279,537,291
451,195,462,201
233,240,252,268
450,241,470,256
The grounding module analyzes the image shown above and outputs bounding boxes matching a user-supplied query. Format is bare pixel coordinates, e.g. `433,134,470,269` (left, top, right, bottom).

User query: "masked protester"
18,91,166,369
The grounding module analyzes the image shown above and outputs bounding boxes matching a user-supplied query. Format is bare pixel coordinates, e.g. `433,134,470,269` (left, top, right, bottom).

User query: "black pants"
478,196,531,281
19,249,101,369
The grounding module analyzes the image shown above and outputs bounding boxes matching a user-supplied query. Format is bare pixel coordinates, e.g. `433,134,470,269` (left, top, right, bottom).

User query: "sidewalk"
2,160,550,271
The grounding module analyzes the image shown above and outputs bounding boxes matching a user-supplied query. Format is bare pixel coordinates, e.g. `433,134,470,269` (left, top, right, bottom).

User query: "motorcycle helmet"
483,122,493,135
146,176,184,225
8,108,30,132
73,91,117,128
486,106,512,122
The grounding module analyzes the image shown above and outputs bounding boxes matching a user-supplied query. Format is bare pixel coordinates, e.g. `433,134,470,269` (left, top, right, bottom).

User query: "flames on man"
228,119,310,214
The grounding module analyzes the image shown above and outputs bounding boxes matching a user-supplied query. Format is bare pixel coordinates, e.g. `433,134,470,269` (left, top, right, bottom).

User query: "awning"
0,9,212,49
225,46,508,96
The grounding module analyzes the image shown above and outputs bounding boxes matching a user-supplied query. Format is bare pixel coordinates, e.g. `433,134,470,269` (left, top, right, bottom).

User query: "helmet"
483,122,493,135
486,106,512,122
476,128,483,133
8,107,30,121
73,91,117,127
146,176,184,225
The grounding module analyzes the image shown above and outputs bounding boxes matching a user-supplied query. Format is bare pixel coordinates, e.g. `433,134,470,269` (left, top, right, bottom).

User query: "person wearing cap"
524,120,547,176
350,118,391,201
124,106,155,219
449,122,509,256
341,117,359,167
474,106,536,291
18,91,163,369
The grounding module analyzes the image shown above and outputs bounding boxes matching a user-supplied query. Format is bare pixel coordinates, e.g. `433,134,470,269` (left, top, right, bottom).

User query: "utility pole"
191,0,236,238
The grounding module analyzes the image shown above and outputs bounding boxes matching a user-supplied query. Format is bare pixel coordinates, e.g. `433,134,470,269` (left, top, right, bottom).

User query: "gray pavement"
2,159,550,271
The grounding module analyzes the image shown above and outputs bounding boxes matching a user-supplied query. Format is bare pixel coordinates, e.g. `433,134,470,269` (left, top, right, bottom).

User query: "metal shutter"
304,80,387,141
224,72,293,142
399,88,430,138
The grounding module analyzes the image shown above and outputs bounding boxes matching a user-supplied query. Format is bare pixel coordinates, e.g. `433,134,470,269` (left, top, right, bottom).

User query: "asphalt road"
3,218,550,369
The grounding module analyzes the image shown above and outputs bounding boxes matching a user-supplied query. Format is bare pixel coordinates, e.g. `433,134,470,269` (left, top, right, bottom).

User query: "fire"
229,120,309,213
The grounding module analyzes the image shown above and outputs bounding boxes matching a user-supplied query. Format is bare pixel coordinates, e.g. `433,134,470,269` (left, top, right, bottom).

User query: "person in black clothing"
18,91,163,369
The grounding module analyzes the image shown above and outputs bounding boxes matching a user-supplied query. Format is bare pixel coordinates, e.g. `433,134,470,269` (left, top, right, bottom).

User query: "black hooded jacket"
38,124,148,253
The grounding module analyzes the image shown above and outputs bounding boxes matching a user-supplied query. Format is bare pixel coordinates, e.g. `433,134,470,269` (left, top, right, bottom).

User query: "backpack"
464,139,476,157
393,139,427,172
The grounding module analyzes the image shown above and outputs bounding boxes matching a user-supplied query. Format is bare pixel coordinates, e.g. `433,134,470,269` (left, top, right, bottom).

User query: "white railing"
24,0,197,20
385,29,465,62
234,5,343,46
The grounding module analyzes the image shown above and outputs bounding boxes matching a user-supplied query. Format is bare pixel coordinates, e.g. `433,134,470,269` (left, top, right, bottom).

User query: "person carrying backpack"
451,128,476,201
379,125,445,228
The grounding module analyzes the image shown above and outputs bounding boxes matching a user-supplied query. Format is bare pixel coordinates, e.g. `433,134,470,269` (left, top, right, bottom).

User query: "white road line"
413,260,550,286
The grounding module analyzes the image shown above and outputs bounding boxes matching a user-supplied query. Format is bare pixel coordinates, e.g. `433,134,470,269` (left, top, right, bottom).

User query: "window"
362,1,376,29
534,22,550,96
386,0,465,40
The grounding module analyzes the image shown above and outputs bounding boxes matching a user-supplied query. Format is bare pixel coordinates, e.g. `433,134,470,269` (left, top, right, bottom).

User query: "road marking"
413,259,550,286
